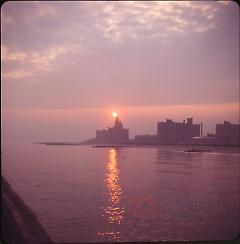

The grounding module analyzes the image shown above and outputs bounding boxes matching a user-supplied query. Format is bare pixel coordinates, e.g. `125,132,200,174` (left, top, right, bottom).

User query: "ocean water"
2,143,239,242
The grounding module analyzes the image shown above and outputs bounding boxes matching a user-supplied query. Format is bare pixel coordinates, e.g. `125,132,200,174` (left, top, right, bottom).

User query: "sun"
112,112,118,118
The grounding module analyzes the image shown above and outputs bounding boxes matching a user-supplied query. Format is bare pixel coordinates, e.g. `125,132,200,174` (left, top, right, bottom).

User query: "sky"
1,1,239,143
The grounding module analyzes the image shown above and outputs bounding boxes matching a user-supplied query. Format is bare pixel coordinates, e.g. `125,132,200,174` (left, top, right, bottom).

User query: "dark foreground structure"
1,177,53,244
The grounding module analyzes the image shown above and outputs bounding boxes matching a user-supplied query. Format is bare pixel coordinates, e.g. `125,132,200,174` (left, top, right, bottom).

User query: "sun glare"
112,112,118,118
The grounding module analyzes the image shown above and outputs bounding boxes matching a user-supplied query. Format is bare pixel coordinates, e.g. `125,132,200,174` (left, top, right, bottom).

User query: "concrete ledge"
1,176,54,243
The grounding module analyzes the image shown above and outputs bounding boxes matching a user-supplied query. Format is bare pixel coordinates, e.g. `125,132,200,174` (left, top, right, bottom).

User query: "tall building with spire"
96,116,129,144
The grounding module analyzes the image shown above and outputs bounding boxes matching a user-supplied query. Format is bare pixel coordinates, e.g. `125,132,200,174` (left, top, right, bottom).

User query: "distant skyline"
2,1,239,143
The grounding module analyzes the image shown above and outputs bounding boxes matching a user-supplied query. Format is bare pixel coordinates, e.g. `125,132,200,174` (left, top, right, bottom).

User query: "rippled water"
2,143,239,242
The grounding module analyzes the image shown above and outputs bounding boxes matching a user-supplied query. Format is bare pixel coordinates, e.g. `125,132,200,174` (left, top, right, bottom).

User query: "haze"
1,1,239,143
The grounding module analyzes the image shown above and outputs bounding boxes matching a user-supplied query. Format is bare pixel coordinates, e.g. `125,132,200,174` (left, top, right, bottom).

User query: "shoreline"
35,142,240,148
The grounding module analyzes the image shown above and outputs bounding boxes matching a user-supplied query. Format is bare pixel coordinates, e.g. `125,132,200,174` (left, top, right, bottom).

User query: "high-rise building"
157,118,200,144
96,117,129,144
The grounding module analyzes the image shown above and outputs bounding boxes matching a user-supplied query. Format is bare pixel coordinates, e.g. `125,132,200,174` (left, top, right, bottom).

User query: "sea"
2,143,240,242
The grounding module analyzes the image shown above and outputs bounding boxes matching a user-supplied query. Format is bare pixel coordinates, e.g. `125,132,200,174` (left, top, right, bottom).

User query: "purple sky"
2,1,239,142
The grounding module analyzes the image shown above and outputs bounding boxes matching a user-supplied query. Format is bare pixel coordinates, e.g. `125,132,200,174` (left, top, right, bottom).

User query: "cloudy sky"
2,1,239,142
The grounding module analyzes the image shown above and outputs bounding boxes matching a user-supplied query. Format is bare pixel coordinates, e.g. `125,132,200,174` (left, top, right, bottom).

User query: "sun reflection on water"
98,148,125,240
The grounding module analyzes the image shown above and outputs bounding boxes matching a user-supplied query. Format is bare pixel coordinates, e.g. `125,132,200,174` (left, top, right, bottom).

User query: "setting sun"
112,112,118,118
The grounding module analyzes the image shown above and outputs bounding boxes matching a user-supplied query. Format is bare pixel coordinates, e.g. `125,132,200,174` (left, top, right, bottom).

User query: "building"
96,116,129,144
179,135,223,146
216,121,240,145
157,118,201,144
134,134,159,145
180,121,240,146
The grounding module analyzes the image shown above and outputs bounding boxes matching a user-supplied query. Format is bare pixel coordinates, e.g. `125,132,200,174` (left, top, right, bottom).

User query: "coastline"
35,142,240,148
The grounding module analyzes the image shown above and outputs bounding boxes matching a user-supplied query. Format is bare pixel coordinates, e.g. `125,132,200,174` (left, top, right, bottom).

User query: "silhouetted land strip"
1,176,54,243
36,141,240,148
35,138,96,146
93,144,130,148
36,142,83,146
183,148,211,153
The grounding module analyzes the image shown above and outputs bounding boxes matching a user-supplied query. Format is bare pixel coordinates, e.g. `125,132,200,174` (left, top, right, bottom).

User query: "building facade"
157,118,200,144
134,135,159,144
216,121,240,145
96,117,129,144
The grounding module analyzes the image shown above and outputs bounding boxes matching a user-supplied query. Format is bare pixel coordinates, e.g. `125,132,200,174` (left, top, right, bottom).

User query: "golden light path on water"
98,148,125,240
